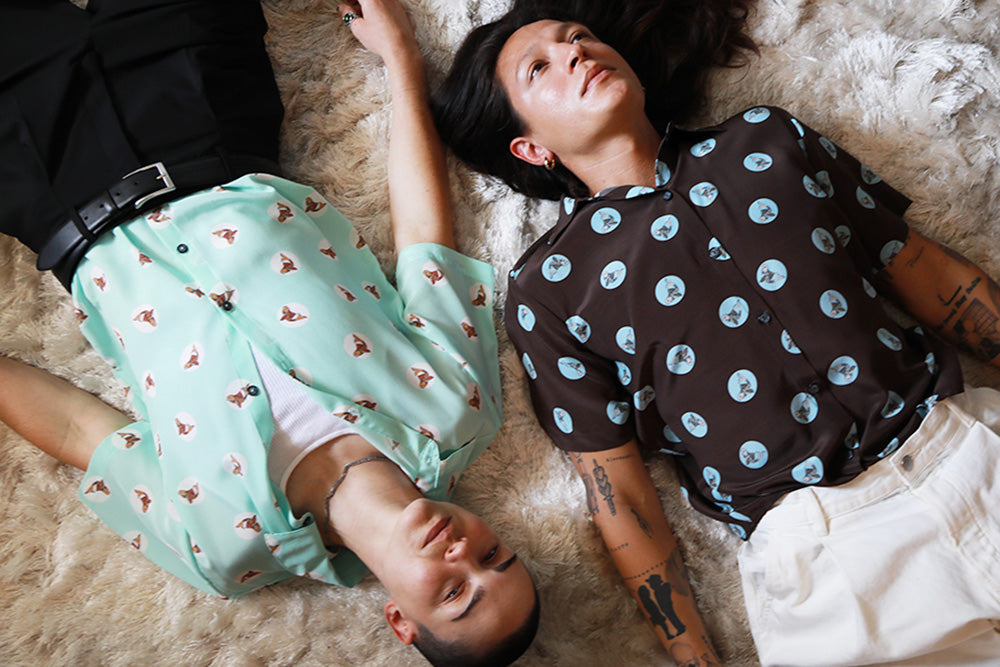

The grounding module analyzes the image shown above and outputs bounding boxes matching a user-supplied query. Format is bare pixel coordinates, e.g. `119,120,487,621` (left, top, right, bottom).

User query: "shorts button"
807,382,821,394
662,190,673,201
757,312,772,324
901,454,913,471
708,247,722,259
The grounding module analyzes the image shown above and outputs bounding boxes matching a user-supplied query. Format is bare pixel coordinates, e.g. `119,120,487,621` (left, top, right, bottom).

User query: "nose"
561,41,583,71
444,537,470,561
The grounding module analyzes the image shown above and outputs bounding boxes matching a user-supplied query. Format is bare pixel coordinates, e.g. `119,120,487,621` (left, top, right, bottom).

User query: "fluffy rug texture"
2,0,1000,665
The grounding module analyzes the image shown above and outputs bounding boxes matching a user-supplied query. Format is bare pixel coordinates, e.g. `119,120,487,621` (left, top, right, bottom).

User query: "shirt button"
220,300,234,312
662,190,673,201
807,381,821,394
246,385,260,396
176,243,189,254
757,312,772,324
708,247,722,259
900,454,914,471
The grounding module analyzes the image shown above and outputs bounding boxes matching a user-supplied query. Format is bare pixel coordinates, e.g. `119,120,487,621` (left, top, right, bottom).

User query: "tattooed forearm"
631,508,653,538
610,542,629,553
592,459,616,515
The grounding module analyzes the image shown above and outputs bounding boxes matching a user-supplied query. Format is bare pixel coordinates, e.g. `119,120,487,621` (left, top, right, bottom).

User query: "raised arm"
569,440,720,665
339,0,455,250
880,228,1000,368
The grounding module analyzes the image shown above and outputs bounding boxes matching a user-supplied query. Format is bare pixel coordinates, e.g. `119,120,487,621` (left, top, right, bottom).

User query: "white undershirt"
252,347,358,494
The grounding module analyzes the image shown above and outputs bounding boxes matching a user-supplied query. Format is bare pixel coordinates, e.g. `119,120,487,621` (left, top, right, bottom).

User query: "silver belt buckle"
124,161,176,209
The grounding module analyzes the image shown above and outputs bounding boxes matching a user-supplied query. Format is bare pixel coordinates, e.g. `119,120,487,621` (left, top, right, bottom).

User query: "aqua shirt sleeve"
394,243,502,416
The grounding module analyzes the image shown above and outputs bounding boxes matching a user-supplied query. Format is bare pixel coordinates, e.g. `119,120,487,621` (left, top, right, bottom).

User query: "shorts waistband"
757,394,974,536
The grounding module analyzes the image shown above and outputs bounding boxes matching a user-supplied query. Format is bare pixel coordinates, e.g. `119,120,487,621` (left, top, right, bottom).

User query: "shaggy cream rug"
2,0,999,665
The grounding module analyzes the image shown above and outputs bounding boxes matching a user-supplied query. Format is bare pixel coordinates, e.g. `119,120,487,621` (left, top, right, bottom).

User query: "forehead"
498,19,571,71
427,558,535,641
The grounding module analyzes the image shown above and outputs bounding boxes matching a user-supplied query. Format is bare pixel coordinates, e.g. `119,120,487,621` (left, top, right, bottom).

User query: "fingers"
338,2,360,27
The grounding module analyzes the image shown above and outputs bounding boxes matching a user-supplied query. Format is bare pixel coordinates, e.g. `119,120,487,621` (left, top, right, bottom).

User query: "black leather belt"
38,154,280,289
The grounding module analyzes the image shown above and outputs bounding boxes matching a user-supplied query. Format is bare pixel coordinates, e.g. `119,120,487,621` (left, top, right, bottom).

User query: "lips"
423,517,451,548
582,65,610,96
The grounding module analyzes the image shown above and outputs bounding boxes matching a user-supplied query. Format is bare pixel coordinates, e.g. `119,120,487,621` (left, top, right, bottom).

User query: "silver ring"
343,11,358,26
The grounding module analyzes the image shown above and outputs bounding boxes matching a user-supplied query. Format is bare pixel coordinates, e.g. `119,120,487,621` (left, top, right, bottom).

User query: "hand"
338,0,421,69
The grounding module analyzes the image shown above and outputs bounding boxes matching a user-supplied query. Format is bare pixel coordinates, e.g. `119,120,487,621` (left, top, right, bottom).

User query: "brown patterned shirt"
505,106,962,538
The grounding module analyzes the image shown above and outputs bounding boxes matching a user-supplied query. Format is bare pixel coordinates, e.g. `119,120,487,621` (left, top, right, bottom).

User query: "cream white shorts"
739,387,1000,666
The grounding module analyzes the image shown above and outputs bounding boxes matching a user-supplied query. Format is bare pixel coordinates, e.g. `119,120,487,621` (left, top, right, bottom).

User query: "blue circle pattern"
511,112,926,533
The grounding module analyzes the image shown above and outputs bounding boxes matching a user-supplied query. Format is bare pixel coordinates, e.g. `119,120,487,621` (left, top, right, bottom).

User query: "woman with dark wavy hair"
433,2,1000,665
434,0,756,202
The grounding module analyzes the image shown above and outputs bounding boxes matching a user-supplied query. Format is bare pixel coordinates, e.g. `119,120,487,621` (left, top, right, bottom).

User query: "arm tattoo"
631,508,653,538
637,574,686,640
592,459,616,515
950,298,1000,360
904,245,924,269
582,471,600,516
667,547,693,597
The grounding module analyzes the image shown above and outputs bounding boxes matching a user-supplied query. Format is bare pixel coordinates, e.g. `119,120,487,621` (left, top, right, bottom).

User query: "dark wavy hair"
413,587,540,667
432,0,757,200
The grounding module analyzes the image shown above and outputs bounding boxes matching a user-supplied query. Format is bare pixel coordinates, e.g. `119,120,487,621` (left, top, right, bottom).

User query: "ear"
509,136,553,168
384,600,417,645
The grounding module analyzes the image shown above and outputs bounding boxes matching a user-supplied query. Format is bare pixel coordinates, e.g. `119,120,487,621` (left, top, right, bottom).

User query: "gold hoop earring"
544,157,556,170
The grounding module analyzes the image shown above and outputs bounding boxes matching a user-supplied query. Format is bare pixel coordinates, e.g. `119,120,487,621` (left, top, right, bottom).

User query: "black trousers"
0,0,284,284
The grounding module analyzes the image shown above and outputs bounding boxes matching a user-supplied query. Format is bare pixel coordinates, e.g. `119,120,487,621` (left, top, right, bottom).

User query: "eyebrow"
451,554,519,622
516,23,573,79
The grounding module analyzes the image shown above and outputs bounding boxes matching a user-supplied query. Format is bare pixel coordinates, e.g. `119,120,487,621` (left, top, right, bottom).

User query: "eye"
570,32,586,43
483,545,499,563
444,583,463,602
528,61,546,81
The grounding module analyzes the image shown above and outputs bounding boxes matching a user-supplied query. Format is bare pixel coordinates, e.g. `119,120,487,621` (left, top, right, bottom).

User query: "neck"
284,434,422,574
565,116,662,196
328,455,423,574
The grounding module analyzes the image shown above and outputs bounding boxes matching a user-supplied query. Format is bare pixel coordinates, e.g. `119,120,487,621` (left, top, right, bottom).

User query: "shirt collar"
552,121,727,235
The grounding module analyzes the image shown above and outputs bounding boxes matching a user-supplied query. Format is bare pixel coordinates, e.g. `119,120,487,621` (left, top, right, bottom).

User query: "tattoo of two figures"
634,548,699,647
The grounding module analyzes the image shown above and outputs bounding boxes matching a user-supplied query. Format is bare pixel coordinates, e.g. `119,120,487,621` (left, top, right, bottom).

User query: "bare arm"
0,356,130,470
881,229,1000,367
570,440,720,665
339,0,455,250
